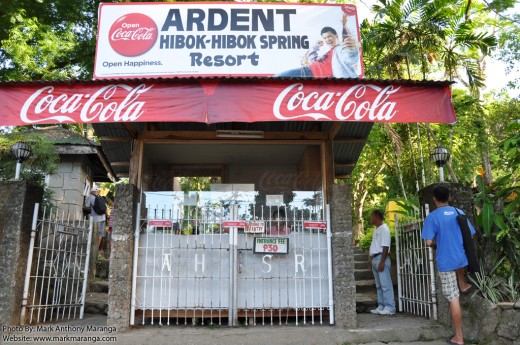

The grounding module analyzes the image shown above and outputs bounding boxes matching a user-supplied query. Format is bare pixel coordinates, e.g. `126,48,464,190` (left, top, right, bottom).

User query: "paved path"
2,313,453,345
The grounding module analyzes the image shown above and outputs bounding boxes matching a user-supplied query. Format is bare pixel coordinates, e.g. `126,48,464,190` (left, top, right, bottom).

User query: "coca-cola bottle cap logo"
109,13,158,57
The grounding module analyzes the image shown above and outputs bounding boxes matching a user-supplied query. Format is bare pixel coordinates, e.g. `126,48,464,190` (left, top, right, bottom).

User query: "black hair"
321,26,337,36
371,210,384,221
433,184,450,203
272,209,286,219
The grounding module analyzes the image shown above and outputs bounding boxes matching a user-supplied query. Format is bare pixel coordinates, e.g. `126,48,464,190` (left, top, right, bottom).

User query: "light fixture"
431,146,450,182
11,141,32,179
216,130,264,139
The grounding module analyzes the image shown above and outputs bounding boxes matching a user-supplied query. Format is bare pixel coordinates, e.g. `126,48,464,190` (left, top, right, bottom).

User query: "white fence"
395,211,437,320
131,203,333,326
20,204,92,324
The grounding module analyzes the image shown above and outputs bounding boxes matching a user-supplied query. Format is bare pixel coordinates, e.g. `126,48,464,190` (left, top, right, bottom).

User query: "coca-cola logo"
20,84,154,124
109,13,158,57
273,83,400,121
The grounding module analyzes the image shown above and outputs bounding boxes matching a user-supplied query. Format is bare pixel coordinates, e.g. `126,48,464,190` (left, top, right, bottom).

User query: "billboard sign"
94,2,363,79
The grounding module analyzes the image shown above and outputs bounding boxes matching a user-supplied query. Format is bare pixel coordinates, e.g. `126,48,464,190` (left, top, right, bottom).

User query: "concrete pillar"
419,182,476,327
331,183,357,327
107,184,139,331
0,181,43,326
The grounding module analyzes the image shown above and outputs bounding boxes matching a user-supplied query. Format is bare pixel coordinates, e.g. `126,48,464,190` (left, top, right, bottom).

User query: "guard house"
0,2,457,330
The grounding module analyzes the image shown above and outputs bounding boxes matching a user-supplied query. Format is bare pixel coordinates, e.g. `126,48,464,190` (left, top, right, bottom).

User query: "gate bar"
395,215,403,312
326,204,334,325
20,203,40,325
79,218,93,319
130,202,141,325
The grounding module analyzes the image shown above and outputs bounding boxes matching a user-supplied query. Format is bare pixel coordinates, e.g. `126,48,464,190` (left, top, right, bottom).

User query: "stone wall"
441,294,520,345
107,184,139,331
0,181,43,326
47,156,90,219
331,183,357,327
419,182,476,224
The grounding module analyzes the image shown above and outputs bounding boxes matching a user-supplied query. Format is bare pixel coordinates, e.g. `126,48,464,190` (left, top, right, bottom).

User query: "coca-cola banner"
0,79,456,125
94,2,364,79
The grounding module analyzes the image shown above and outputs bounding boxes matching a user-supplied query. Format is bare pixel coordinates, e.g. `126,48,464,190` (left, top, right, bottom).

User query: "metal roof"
0,76,454,87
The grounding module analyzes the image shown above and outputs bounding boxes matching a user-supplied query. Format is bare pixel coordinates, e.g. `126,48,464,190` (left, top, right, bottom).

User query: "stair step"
354,269,374,281
84,292,108,315
89,280,109,293
354,253,368,261
355,261,370,270
355,279,376,293
353,247,366,254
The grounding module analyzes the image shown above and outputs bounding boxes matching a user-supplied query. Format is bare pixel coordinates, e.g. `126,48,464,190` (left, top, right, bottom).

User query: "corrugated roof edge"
0,76,455,87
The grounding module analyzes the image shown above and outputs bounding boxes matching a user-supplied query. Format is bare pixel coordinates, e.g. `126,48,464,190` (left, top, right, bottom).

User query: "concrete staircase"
354,247,379,313
85,254,109,315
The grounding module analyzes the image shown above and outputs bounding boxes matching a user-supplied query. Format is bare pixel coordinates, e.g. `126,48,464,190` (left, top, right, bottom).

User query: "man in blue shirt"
422,185,475,345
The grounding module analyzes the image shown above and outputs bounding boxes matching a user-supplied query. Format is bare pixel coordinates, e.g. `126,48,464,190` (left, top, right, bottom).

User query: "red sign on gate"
148,220,172,227
222,221,247,228
303,221,327,229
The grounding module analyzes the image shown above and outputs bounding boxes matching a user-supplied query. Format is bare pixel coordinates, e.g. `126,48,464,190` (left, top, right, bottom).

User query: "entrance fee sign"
253,237,289,255
95,2,363,79
0,79,457,126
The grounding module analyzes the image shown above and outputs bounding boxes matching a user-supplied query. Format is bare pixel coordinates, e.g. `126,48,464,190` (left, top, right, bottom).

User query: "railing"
20,204,92,324
395,210,437,320
131,203,334,326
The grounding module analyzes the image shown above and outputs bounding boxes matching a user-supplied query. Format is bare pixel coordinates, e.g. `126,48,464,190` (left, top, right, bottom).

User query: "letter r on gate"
295,254,305,273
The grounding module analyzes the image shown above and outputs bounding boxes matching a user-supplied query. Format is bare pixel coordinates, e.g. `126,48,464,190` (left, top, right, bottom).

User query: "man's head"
320,27,339,47
370,210,385,226
432,184,450,204
91,185,100,195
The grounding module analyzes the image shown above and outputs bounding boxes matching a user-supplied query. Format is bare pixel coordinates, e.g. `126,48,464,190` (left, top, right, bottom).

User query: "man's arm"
378,246,390,272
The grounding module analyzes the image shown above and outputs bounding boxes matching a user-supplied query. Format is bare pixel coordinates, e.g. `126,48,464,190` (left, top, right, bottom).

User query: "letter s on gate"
262,254,273,273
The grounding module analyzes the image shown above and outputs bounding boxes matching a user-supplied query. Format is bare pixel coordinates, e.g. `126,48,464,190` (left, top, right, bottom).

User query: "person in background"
266,209,291,235
85,185,107,253
421,185,475,345
369,210,396,315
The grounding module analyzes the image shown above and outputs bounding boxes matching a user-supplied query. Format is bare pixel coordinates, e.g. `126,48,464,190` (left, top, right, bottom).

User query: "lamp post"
431,146,450,182
11,142,32,179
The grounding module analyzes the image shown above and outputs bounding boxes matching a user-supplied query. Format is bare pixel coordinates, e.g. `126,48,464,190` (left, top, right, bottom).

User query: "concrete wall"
47,156,90,219
0,181,43,326
331,183,357,327
107,184,139,331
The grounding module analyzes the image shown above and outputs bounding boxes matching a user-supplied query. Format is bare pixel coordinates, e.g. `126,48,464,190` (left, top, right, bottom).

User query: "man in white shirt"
368,210,396,315
85,185,107,251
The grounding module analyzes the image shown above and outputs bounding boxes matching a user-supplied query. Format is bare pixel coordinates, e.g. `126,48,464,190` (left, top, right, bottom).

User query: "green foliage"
0,131,58,185
468,256,520,304
474,175,520,275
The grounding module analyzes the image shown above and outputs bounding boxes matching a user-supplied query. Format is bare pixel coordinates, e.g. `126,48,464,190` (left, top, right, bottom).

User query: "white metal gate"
20,204,93,324
395,210,437,319
131,203,334,326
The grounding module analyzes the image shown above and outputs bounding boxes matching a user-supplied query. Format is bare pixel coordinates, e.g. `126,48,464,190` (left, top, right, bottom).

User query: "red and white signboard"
94,2,363,79
222,221,247,228
245,221,266,234
148,220,173,227
0,79,457,126
304,221,327,229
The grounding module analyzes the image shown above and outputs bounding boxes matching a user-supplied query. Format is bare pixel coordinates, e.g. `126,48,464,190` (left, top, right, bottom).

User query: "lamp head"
432,146,450,167
10,142,32,163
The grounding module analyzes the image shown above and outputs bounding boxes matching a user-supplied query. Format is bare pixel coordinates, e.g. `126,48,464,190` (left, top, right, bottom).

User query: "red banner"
0,79,456,126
